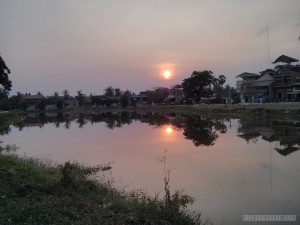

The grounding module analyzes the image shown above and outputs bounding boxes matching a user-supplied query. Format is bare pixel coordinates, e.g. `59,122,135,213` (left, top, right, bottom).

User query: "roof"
254,74,273,87
256,73,273,82
22,94,45,100
272,55,299,64
260,69,275,75
236,72,260,79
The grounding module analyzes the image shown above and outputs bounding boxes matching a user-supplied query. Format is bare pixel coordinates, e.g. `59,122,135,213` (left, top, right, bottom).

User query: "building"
236,72,261,103
165,84,185,104
21,94,46,110
236,55,300,103
272,55,300,101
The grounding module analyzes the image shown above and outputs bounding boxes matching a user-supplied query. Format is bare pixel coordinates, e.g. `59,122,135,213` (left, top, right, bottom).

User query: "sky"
1,0,300,96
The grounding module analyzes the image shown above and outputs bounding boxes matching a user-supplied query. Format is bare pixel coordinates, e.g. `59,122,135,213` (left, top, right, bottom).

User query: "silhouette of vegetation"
9,112,227,148
182,70,215,103
37,99,47,111
0,54,12,94
213,75,226,103
183,116,218,146
76,90,85,107
148,87,169,104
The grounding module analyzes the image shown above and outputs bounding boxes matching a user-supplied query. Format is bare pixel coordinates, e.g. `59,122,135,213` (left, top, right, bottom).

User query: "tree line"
0,54,239,111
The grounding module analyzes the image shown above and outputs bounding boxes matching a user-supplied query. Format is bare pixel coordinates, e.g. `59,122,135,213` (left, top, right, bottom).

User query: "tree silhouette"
213,75,226,102
62,89,70,99
104,86,114,97
183,116,218,147
0,54,12,94
182,70,215,103
76,90,85,107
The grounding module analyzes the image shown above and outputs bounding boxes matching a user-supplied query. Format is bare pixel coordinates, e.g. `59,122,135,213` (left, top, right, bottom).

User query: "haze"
1,0,299,95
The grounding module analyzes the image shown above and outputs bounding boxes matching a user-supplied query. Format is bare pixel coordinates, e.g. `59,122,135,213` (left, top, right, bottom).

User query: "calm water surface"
2,112,300,224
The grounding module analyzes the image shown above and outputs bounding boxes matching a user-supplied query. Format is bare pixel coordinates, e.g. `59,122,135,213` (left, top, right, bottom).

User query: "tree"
114,88,122,97
120,90,131,108
37,91,43,96
76,91,85,107
224,85,240,104
104,86,114,97
182,70,215,103
148,87,169,104
55,99,64,110
217,75,226,86
62,89,70,100
8,93,22,110
0,54,12,94
213,75,226,102
0,90,9,110
37,99,46,111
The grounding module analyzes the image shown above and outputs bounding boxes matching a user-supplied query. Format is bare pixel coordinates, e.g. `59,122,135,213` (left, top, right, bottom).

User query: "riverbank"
0,153,207,225
4,102,300,123
64,103,300,121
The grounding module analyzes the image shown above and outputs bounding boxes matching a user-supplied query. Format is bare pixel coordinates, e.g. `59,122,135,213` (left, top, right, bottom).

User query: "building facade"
236,55,300,103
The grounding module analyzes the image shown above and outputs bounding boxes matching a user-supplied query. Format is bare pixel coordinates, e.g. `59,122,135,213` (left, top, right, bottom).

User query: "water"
1,112,300,224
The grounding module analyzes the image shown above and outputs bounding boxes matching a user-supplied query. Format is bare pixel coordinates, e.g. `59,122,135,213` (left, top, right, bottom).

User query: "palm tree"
62,90,70,100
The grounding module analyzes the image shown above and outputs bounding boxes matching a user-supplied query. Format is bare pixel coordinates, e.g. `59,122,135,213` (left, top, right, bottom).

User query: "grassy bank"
7,102,300,121
0,154,208,225
0,112,24,128
65,104,300,121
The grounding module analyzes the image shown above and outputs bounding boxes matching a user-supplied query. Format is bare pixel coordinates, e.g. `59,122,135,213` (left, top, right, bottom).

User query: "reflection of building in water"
272,121,300,156
237,118,300,156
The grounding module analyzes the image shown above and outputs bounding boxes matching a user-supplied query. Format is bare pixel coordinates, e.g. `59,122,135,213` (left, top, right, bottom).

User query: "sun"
163,70,172,79
165,127,173,134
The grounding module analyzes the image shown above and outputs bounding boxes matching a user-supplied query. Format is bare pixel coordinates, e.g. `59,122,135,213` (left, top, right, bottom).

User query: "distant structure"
272,55,300,101
236,55,300,103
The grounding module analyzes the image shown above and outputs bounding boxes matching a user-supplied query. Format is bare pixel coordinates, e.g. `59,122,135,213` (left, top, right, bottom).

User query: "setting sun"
163,70,172,79
165,127,173,134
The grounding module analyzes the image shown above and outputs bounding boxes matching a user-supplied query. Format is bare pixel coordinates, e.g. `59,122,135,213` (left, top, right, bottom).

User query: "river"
1,112,300,224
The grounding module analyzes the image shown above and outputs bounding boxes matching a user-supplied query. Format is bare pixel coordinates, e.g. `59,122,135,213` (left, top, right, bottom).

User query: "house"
21,94,46,110
236,72,261,103
21,94,46,104
253,73,274,103
130,90,152,106
165,85,185,104
236,55,300,103
90,95,120,107
272,55,300,101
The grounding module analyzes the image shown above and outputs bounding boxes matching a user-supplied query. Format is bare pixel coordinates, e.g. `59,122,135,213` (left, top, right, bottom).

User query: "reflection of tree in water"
55,113,66,128
0,125,11,135
9,112,228,147
214,119,227,134
91,112,132,129
147,114,170,127
182,116,219,147
77,114,87,128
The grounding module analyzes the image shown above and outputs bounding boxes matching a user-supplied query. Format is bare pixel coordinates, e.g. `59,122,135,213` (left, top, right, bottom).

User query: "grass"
49,104,300,121
0,112,24,127
0,153,210,225
3,103,300,122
